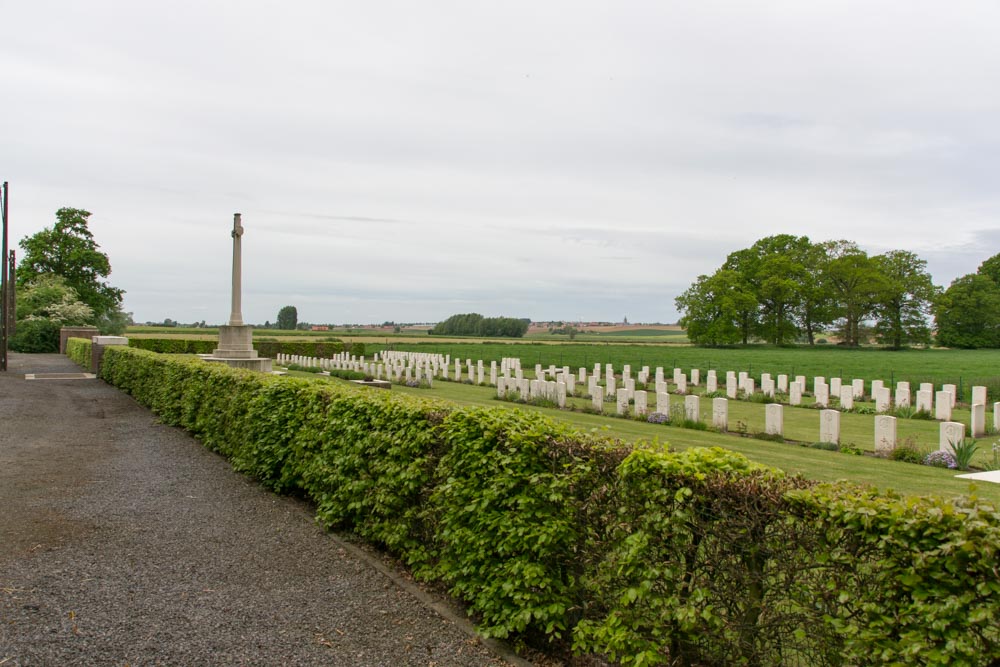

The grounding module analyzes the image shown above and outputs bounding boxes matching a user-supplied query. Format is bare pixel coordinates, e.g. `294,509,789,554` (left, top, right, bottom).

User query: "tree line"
675,234,1000,349
429,313,529,337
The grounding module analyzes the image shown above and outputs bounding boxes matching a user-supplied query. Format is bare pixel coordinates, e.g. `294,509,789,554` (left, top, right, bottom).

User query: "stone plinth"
91,335,129,374
203,325,272,373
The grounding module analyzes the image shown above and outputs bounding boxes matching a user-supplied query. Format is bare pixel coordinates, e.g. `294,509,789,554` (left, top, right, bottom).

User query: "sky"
3,1,999,325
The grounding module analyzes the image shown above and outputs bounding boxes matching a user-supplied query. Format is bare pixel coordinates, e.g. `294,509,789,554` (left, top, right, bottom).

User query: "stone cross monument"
230,213,244,326
204,213,272,372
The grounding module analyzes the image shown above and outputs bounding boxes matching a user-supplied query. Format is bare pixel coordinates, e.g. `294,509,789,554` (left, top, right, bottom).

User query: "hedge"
66,336,92,368
97,346,1000,666
126,337,355,358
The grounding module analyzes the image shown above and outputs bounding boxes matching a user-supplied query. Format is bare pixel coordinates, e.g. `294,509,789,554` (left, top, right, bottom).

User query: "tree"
11,275,94,352
822,241,886,346
977,252,1000,285
17,208,124,323
675,270,756,346
871,250,937,348
934,273,1000,348
276,305,298,330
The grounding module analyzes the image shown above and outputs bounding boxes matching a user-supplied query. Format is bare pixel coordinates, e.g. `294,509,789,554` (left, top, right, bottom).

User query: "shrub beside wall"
97,346,1000,666
66,336,92,368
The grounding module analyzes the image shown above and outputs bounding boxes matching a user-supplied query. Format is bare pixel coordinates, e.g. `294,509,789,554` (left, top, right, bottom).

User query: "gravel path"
0,354,523,667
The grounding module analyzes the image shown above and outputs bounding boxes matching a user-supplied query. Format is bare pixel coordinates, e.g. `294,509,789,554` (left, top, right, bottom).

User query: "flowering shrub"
646,412,669,424
924,450,957,469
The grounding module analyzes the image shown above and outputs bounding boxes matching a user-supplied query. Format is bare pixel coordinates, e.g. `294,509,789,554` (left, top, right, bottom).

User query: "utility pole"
1,181,8,371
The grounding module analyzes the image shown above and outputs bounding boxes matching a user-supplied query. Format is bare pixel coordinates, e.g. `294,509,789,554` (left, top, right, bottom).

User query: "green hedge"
127,337,353,357
98,346,1000,666
66,336,92,368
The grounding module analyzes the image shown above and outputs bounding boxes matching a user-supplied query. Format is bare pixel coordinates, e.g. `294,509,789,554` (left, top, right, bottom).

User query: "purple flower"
647,412,669,424
924,450,957,469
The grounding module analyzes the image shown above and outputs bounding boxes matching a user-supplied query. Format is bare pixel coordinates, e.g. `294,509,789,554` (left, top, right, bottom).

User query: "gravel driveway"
0,353,523,667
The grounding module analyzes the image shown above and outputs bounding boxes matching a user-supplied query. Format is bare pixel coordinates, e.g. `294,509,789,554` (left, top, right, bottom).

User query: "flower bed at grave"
96,345,1000,666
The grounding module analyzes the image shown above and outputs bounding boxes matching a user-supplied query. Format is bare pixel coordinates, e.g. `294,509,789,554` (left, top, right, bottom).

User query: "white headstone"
820,410,840,445
634,390,648,417
712,397,728,431
789,381,802,406
592,386,604,413
726,375,738,399
814,382,829,408
706,370,718,393
556,381,567,408
839,386,854,411
830,377,842,397
690,369,700,386
606,375,617,397
684,395,700,422
971,403,986,437
852,379,865,400
795,375,806,391
777,374,788,393
761,377,775,398
942,384,957,407
765,403,783,436
939,421,965,453
676,374,687,395
874,387,891,413
814,377,826,394
915,389,933,413
656,391,670,416
875,415,897,455
972,385,988,406
895,382,911,409
616,389,630,415
935,391,953,421
920,382,933,395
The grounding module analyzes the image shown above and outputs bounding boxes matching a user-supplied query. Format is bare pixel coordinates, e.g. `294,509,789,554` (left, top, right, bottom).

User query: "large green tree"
822,241,886,346
934,265,1000,349
675,269,756,345
871,250,937,348
18,208,124,323
276,305,298,330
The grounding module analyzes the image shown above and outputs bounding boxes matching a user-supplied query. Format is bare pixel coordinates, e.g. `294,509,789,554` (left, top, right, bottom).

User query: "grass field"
279,368,1000,505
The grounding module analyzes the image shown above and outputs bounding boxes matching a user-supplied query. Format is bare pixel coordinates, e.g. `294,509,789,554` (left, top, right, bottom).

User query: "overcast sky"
4,1,999,325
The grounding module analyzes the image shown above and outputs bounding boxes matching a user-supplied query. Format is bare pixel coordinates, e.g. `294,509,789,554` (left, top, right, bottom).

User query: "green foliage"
17,207,123,320
430,313,529,337
888,438,928,464
676,236,940,349
785,485,1000,665
934,273,1000,349
948,437,979,471
96,347,1000,665
11,319,61,353
12,274,94,352
66,337,92,368
348,341,366,357
276,305,298,330
285,363,323,373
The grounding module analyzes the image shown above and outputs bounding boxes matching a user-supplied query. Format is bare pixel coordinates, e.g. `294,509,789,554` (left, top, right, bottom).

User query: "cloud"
3,1,998,324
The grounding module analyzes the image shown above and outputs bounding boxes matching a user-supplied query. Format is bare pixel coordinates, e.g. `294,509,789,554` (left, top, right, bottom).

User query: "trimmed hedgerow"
126,337,348,358
97,346,1000,666
66,336,92,369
